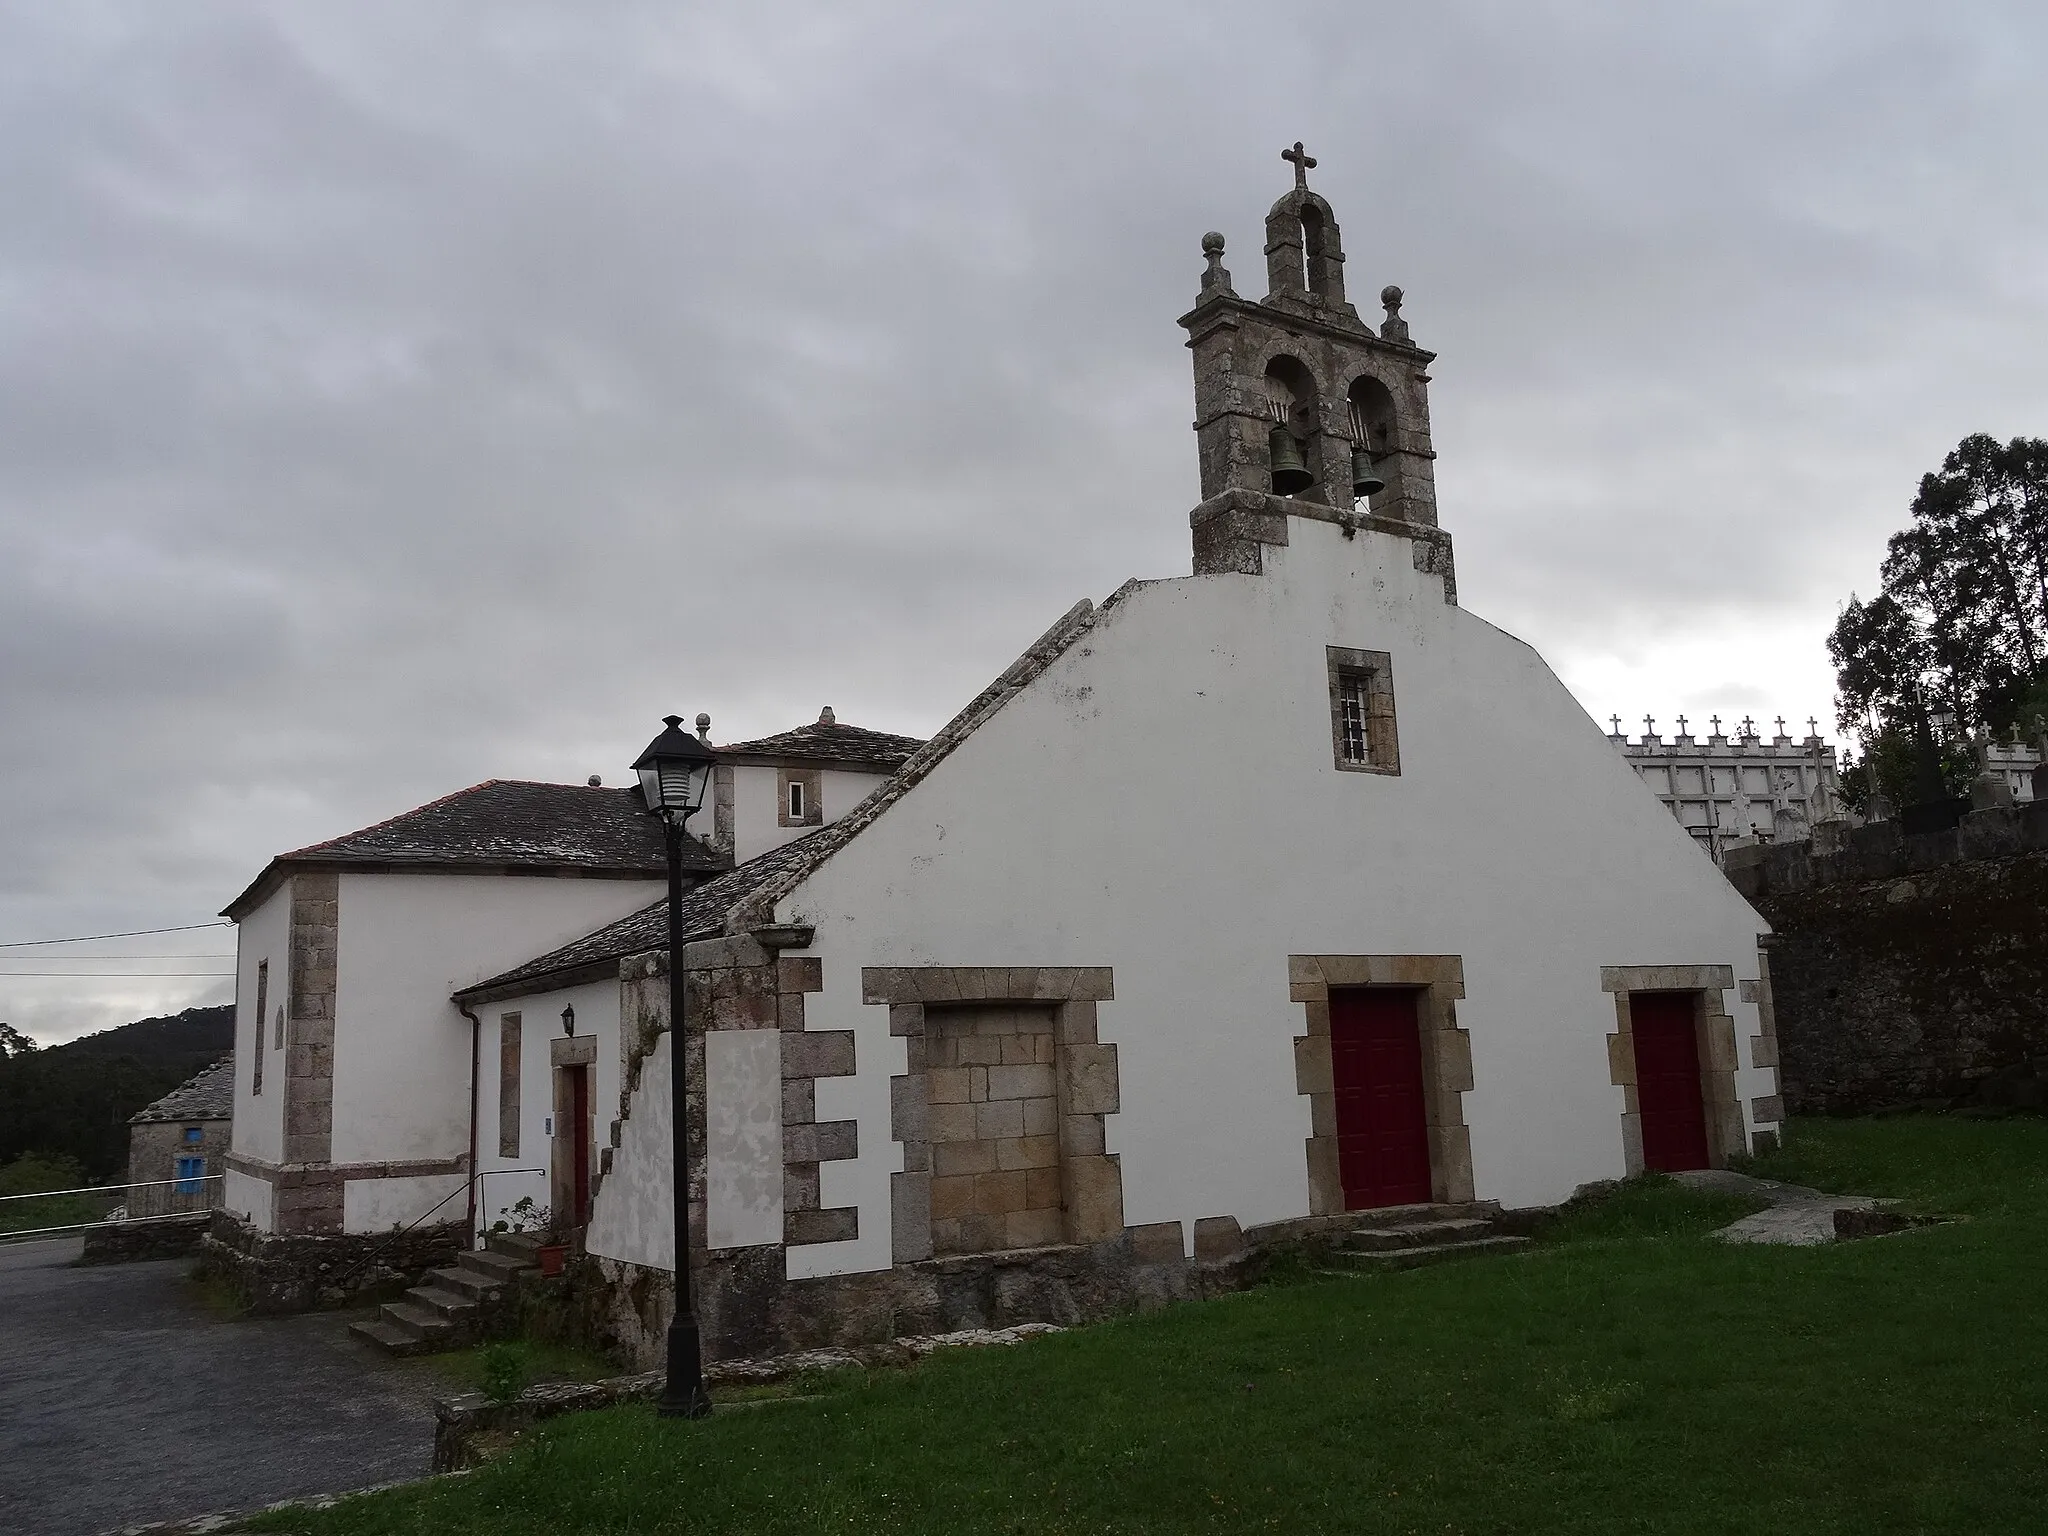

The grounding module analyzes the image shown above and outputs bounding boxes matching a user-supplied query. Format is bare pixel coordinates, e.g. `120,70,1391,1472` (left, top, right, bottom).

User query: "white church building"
217,153,1782,1357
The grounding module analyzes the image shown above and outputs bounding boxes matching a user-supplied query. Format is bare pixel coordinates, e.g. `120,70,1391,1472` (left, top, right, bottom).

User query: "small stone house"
127,1056,234,1217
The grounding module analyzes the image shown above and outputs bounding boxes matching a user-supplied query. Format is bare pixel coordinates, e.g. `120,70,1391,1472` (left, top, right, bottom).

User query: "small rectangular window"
251,960,268,1096
499,1013,523,1159
1326,647,1400,775
778,768,823,827
174,1156,205,1196
183,1126,203,1143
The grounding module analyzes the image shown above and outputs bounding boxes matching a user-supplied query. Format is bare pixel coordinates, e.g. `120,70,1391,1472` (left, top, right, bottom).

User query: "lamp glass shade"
632,715,717,820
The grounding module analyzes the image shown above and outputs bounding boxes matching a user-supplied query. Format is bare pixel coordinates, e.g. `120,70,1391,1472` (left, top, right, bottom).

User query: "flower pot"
537,1243,568,1277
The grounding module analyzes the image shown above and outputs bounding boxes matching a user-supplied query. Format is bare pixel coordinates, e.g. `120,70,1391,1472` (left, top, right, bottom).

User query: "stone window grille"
1326,646,1399,775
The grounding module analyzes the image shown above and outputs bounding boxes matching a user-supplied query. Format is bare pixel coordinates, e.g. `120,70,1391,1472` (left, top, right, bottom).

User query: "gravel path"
0,1237,441,1536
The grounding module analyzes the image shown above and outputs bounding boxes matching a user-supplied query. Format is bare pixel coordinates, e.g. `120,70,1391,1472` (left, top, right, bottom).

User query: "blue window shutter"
174,1156,204,1195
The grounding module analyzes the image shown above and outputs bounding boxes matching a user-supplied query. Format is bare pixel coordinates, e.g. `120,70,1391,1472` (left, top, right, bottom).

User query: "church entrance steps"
1316,1203,1531,1273
1341,1216,1496,1252
348,1235,539,1357
1328,1234,1532,1272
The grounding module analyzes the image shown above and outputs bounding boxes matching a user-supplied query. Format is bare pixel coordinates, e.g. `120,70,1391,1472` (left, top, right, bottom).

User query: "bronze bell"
1351,444,1387,498
1269,426,1313,495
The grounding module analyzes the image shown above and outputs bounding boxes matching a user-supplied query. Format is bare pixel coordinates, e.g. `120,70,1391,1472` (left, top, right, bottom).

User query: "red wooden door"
1329,988,1433,1208
569,1065,592,1227
1632,992,1710,1172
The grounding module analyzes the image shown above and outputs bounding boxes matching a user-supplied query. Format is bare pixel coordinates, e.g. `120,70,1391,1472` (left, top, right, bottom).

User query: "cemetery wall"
1725,806,2048,1114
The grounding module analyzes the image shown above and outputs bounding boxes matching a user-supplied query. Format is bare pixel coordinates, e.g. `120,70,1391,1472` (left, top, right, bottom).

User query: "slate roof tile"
131,1055,236,1123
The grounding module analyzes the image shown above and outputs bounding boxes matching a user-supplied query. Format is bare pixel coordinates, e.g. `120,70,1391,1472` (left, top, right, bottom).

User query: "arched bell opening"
1346,376,1399,510
1262,357,1321,498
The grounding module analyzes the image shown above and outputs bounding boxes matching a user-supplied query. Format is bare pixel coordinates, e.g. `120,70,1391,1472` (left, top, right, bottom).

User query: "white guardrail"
0,1173,224,1241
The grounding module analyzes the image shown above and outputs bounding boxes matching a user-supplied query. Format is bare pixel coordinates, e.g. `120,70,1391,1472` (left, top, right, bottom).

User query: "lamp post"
632,713,717,1420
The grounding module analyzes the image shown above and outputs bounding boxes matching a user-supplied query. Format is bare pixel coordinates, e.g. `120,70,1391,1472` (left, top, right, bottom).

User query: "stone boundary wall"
559,1203,1489,1372
78,1212,210,1264
1725,807,2048,1115
197,1209,466,1313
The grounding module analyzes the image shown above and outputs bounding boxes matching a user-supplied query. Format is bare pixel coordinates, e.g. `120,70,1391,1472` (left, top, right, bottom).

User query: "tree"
0,1022,37,1059
1831,434,2048,793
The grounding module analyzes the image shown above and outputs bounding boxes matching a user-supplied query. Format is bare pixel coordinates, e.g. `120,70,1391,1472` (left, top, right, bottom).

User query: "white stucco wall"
729,764,893,864
328,871,661,1232
584,1025,786,1267
473,977,620,1234
759,519,1774,1278
227,885,293,1228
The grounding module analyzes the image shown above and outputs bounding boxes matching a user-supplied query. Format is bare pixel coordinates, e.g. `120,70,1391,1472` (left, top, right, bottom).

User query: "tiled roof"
225,780,722,917
455,835,824,1001
131,1055,235,1123
720,714,924,768
464,596,1113,1000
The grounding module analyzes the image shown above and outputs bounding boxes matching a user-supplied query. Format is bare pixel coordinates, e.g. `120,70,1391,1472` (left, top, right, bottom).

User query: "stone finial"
1282,140,1317,191
818,706,836,726
1610,714,1623,735
695,712,712,742
587,774,602,787
1675,714,1690,739
1380,284,1410,342
1643,714,1656,738
1198,231,1235,301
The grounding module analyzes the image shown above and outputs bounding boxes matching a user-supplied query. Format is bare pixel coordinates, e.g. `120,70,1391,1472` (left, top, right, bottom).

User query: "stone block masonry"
1727,808,2048,1114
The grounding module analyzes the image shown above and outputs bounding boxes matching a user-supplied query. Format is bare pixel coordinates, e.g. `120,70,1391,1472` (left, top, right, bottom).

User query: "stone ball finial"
694,712,711,741
1201,231,1225,255
1379,284,1410,342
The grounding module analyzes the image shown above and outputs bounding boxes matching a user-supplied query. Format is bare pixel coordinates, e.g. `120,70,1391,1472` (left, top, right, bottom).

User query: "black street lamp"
632,713,717,1420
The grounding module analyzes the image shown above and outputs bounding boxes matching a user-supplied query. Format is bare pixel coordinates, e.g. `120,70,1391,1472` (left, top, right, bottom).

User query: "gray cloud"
5,1,2047,1041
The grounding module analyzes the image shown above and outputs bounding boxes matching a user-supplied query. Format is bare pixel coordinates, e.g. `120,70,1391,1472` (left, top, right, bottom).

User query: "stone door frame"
861,967,1123,1263
1599,966,1741,1172
1288,954,1475,1212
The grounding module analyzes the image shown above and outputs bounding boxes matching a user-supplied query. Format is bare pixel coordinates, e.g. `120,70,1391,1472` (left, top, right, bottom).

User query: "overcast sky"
5,2,2046,1046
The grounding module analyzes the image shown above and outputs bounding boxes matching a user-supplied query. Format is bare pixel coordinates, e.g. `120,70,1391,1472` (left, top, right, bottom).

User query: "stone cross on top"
1710,714,1723,736
1675,714,1689,737
1282,141,1316,190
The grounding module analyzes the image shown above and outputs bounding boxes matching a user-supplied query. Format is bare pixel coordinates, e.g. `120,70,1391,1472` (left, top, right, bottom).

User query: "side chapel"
218,148,1781,1358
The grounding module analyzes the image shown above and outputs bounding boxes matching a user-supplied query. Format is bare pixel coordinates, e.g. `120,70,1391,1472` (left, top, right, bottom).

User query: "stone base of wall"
77,1213,210,1265
565,1209,1485,1369
196,1210,466,1314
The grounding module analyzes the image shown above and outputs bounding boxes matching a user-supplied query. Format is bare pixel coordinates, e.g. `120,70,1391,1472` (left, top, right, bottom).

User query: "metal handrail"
319,1164,547,1295
0,1174,223,1203
0,1211,222,1241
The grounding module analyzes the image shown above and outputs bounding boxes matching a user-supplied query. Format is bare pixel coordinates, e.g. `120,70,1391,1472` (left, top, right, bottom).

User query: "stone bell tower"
1178,143,1452,597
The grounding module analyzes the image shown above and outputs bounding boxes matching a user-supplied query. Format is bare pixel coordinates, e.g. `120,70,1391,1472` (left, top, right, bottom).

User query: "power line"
0,921,231,950
0,955,235,961
0,971,234,979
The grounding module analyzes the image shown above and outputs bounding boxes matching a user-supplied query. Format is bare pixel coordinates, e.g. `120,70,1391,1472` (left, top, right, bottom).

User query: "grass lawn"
249,1117,2048,1535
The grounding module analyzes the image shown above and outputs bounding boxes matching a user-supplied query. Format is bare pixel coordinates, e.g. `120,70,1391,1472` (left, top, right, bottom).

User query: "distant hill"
0,1004,236,1181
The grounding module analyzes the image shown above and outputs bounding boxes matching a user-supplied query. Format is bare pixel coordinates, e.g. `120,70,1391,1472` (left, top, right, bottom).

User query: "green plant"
491,1196,550,1236
479,1342,531,1404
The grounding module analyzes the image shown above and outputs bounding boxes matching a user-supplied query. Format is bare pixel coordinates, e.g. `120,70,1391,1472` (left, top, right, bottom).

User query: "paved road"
0,1237,440,1536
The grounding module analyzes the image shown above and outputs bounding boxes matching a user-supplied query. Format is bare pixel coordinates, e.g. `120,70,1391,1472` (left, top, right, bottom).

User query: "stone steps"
348,1238,540,1358
1326,1234,1532,1271
1319,1203,1531,1274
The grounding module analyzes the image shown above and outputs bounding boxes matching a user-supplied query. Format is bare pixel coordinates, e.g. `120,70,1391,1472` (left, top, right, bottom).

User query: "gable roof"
459,594,1115,1002
719,713,924,771
130,1054,235,1123
453,834,825,1004
224,779,723,920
